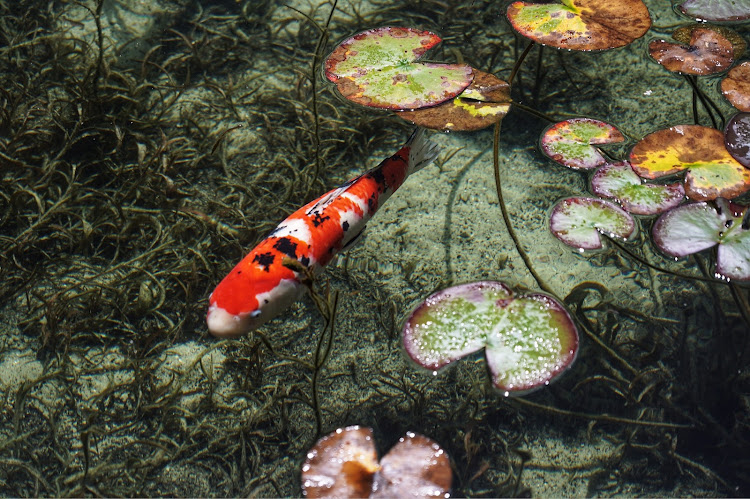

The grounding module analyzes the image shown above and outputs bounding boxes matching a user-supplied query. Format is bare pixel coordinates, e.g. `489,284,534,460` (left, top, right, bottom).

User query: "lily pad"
721,61,750,111
672,24,746,59
396,70,511,131
541,118,625,170
402,281,578,395
301,426,452,498
549,197,636,250
677,0,750,22
324,27,473,110
725,112,750,168
653,198,750,281
591,161,685,215
629,125,750,201
648,27,734,75
506,0,651,51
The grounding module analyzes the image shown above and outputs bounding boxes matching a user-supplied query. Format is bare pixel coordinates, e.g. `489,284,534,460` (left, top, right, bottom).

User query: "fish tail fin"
405,127,440,176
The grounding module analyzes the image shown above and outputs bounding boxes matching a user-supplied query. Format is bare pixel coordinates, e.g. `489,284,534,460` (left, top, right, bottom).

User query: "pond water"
0,0,748,496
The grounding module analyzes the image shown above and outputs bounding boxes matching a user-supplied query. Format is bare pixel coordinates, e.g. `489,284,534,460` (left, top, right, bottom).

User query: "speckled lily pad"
629,125,750,201
506,0,651,51
402,281,578,395
550,197,636,250
649,28,734,75
725,112,750,167
653,198,750,281
396,70,511,131
301,426,452,498
541,118,625,170
324,27,473,110
722,61,750,111
677,0,750,22
591,161,685,215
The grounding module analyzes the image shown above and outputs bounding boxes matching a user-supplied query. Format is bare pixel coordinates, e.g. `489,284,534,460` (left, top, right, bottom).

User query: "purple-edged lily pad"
402,281,578,395
677,0,750,22
550,197,636,250
325,27,473,110
591,161,685,215
541,118,625,170
653,198,750,281
725,112,750,168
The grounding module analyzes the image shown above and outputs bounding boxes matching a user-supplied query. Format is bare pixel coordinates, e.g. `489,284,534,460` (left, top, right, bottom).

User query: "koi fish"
207,128,440,337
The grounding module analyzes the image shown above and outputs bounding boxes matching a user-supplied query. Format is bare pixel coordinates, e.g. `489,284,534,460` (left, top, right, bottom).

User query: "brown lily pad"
396,70,511,131
648,27,734,75
506,0,651,51
722,61,750,111
672,24,746,59
629,124,750,201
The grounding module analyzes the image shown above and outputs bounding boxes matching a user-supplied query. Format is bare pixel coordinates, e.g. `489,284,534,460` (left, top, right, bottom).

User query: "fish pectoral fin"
341,227,365,251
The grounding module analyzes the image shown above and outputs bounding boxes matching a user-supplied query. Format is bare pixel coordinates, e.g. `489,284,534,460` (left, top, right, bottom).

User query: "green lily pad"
541,118,625,170
324,27,473,110
677,0,750,22
549,197,636,250
653,198,750,281
629,125,750,201
591,161,685,215
506,0,652,51
402,281,578,395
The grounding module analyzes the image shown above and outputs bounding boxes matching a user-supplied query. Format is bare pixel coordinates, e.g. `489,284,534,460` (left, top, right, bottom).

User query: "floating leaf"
549,197,636,250
725,112,750,167
629,125,750,201
506,0,651,51
402,281,578,395
721,61,750,111
591,161,685,215
677,0,750,22
541,118,625,170
324,27,473,110
302,426,378,499
653,198,750,280
371,432,452,499
672,24,746,59
302,427,452,498
648,27,734,75
396,70,511,131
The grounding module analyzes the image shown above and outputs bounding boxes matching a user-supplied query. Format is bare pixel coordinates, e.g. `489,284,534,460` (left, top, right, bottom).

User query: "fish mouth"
206,304,260,338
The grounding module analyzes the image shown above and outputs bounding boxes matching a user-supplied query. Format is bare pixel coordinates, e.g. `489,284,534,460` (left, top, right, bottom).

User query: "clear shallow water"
0,0,748,496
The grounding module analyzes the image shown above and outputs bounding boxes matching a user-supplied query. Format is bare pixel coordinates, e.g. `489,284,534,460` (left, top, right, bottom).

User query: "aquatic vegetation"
402,281,579,395
629,124,750,201
549,197,636,250
725,112,750,166
722,61,750,111
591,161,685,215
324,27,473,110
302,426,451,498
540,118,625,170
653,198,750,280
677,0,750,22
506,0,652,51
648,27,734,75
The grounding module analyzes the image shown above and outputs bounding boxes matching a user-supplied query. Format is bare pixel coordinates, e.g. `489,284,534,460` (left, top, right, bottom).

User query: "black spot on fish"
368,168,386,188
342,220,350,232
252,252,275,272
299,255,310,267
312,212,330,227
273,237,298,258
367,192,377,212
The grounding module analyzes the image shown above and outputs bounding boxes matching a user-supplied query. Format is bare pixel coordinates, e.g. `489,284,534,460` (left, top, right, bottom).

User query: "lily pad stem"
492,122,555,298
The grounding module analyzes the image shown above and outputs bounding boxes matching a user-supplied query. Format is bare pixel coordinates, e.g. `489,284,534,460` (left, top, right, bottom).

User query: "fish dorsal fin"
305,175,360,215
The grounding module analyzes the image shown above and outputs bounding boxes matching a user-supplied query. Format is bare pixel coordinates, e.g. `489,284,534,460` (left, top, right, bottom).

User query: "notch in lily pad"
324,27,473,110
541,118,625,170
629,124,750,201
507,0,651,51
591,161,685,215
402,281,578,396
550,197,636,250
653,198,750,281
302,426,452,498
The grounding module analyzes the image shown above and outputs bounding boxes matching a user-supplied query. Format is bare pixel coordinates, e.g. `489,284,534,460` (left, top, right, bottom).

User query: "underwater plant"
402,281,579,396
301,426,451,498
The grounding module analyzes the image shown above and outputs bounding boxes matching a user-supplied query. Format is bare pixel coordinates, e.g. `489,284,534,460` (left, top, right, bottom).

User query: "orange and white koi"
207,128,440,337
